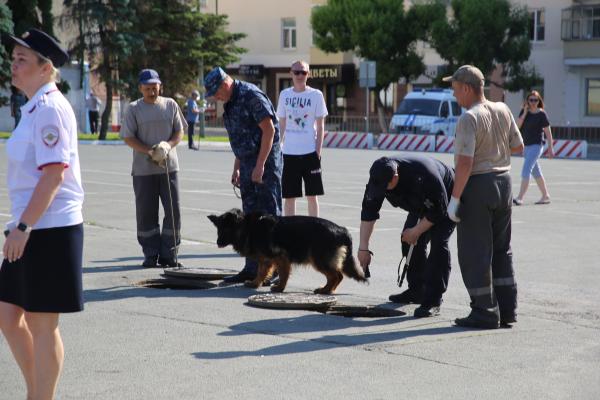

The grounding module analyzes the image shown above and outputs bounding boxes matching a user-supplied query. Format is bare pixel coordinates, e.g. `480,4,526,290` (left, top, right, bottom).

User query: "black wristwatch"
17,222,32,234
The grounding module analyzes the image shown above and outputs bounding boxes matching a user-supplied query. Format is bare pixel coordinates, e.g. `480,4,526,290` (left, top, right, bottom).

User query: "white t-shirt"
276,86,328,155
5,82,84,230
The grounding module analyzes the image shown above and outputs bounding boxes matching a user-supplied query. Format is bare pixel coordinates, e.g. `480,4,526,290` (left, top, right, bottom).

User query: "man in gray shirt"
444,65,524,329
120,69,187,268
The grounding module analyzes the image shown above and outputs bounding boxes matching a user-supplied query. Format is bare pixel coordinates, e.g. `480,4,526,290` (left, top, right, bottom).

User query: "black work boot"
222,269,256,284
454,313,499,329
142,255,158,268
388,288,423,304
158,256,183,269
414,304,441,318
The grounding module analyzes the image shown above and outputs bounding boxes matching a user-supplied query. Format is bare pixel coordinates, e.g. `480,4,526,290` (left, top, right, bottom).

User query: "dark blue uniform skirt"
0,223,84,313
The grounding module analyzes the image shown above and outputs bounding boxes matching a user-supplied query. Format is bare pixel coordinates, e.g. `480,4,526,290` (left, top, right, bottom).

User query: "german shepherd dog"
207,209,367,294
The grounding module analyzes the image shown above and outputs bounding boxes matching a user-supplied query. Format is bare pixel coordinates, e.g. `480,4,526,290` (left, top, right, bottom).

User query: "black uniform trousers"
132,171,181,261
89,110,99,134
457,171,517,323
238,153,283,274
403,212,455,307
187,122,196,148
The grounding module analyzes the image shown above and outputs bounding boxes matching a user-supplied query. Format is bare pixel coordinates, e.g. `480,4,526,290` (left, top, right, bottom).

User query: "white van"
389,88,463,136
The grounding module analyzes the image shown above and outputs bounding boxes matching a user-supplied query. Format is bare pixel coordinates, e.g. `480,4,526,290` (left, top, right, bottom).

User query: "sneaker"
512,198,523,206
414,305,440,318
454,314,499,329
500,313,517,328
158,257,184,269
388,289,423,304
142,255,158,268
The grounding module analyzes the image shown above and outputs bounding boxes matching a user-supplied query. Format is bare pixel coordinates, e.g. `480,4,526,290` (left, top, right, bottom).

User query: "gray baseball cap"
442,65,484,87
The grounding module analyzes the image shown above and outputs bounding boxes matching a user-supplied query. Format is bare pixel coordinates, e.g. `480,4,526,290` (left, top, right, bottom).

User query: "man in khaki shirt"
443,65,524,329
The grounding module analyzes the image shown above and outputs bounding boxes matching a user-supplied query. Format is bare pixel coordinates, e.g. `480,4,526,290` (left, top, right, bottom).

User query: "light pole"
197,0,206,138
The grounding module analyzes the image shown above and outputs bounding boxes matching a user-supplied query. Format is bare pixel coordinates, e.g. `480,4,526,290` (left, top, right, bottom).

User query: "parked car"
389,88,463,136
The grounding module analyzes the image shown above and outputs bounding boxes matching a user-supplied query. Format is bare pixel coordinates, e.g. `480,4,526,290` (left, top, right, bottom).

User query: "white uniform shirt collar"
21,82,58,112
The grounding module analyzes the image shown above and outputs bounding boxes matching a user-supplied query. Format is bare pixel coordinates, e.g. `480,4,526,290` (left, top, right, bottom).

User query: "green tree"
7,0,54,36
62,0,143,139
0,4,14,107
429,0,542,91
311,0,443,129
120,0,246,101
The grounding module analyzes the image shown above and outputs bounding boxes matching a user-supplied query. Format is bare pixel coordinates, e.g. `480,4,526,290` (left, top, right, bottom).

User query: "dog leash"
397,244,414,287
164,157,180,270
232,183,241,199
397,217,421,287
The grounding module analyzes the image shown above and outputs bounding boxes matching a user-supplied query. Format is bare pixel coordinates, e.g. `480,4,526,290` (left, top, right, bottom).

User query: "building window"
561,5,600,40
282,18,296,50
586,79,600,116
529,9,545,42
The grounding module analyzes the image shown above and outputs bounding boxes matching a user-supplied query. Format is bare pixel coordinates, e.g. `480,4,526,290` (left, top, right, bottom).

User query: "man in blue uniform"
204,67,283,284
358,155,456,317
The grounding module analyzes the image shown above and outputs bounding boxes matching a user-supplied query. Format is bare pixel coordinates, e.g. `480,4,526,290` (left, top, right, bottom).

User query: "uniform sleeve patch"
41,125,60,147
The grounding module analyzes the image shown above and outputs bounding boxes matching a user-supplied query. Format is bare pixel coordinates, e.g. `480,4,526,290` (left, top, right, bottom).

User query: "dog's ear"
207,215,219,226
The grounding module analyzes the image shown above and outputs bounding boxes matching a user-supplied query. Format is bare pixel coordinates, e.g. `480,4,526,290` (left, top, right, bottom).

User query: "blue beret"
204,67,227,97
4,29,69,67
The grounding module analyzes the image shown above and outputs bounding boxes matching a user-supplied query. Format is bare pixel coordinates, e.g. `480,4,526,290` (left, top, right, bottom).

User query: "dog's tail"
341,240,368,282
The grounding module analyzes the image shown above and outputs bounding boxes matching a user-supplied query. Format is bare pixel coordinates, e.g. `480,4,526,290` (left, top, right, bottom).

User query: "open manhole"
163,267,238,280
321,305,406,318
247,293,406,318
135,276,217,290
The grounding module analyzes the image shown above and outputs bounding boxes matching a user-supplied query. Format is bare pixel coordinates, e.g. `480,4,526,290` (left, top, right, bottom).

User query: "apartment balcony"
561,3,600,63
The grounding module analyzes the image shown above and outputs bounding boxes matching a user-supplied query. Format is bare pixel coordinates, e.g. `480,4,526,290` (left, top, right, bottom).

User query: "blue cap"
366,157,397,198
139,69,161,85
204,67,227,97
4,28,69,67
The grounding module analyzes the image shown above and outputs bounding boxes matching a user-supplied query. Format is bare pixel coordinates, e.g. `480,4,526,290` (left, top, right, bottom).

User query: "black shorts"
0,223,84,313
282,152,324,198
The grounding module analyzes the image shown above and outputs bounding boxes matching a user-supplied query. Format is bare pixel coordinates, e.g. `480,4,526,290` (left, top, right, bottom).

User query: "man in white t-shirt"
276,60,328,217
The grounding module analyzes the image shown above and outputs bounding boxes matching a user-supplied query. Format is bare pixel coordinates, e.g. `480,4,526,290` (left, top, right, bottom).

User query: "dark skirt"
0,223,84,313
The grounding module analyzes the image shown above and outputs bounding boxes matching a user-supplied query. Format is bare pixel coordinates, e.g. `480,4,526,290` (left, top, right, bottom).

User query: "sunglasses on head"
528,98,539,103
292,70,308,76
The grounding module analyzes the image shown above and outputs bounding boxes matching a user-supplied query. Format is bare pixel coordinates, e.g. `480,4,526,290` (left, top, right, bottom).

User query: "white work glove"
447,196,461,223
150,141,171,163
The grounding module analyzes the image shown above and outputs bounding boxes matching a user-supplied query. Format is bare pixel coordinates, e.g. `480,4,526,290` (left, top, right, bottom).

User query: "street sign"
359,60,376,88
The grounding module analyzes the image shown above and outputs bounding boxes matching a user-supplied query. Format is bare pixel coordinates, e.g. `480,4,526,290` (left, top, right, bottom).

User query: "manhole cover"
163,267,238,280
135,277,217,290
247,292,338,310
323,305,406,318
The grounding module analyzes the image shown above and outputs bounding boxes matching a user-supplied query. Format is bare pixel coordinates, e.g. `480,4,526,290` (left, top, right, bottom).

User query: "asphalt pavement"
0,142,599,400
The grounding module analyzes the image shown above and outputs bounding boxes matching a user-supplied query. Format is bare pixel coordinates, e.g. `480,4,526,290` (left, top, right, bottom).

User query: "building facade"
505,0,600,129
2,0,598,133
201,0,369,121
204,0,599,132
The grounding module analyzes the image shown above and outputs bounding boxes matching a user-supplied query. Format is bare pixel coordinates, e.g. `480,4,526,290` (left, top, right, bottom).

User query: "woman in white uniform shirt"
0,29,84,400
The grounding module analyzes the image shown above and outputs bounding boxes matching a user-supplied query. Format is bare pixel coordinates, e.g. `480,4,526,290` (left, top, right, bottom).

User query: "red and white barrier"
434,136,455,153
322,132,588,159
323,131,373,149
377,133,433,152
544,140,587,159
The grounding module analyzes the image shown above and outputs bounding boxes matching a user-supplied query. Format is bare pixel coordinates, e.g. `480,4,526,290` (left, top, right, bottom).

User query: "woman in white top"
0,29,84,400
